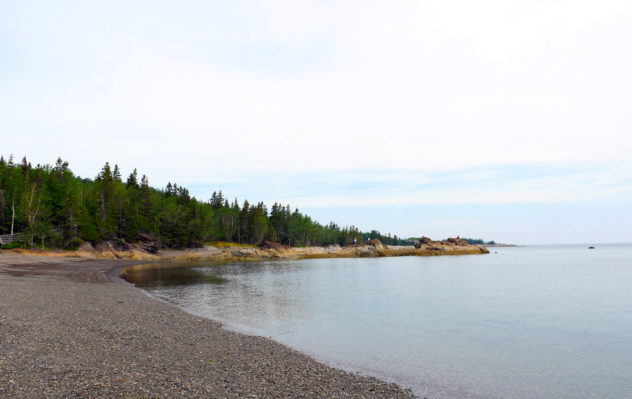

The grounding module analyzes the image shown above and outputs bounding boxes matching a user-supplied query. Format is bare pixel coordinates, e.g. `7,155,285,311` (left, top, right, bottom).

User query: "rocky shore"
160,238,488,263
0,237,489,264
0,254,414,398
0,239,487,398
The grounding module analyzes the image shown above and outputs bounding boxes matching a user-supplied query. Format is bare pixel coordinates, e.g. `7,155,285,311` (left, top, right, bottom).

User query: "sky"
1,0,631,244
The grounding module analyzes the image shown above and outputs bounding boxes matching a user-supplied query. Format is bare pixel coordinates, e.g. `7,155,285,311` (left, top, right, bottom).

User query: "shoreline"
0,238,489,265
1,244,487,397
0,254,415,398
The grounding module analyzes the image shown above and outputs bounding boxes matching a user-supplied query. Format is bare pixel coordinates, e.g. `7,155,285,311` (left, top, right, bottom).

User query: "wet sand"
0,255,414,398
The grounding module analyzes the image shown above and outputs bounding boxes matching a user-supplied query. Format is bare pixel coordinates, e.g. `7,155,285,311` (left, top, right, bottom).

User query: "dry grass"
0,247,161,261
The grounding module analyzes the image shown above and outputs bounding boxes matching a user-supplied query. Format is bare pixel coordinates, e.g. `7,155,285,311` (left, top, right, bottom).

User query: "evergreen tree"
0,155,415,250
113,164,122,182
126,169,139,189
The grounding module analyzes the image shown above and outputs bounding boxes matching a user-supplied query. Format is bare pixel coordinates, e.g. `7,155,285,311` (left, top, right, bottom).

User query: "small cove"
127,245,632,398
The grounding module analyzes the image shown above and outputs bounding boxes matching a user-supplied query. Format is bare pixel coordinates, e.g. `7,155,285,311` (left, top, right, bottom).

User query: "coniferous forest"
0,156,412,249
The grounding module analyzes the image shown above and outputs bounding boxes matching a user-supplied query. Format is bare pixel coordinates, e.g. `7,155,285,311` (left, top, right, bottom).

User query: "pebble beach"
0,255,413,398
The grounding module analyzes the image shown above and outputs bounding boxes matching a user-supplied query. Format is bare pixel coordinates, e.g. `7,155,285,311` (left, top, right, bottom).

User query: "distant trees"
359,230,412,246
461,238,495,245
0,155,412,249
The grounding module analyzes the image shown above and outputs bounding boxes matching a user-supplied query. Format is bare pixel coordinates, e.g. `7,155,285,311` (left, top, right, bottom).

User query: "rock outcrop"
138,233,161,253
2,237,489,263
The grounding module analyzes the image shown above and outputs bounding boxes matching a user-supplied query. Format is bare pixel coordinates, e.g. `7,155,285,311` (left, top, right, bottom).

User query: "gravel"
0,257,415,398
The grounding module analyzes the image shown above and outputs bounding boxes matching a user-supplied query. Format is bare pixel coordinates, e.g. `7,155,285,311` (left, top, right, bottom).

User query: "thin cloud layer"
188,163,632,207
1,1,630,242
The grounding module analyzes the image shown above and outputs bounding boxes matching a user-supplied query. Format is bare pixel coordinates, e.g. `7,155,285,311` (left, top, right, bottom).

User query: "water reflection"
131,245,632,399
123,263,227,287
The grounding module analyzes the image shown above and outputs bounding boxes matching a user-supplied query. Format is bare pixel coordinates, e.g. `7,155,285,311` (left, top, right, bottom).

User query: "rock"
93,242,110,252
231,247,257,257
138,233,161,254
446,237,468,246
426,246,445,251
112,240,131,252
355,246,373,256
261,241,290,251
414,237,432,249
364,239,384,248
78,241,95,251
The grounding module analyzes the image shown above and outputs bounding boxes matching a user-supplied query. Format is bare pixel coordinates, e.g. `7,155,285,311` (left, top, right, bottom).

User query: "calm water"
130,245,632,398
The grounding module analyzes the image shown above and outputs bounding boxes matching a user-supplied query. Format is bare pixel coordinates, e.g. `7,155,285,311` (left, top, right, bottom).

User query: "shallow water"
132,245,632,398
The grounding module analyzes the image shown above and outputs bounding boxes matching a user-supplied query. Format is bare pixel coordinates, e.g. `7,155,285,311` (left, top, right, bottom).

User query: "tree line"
0,156,413,249
461,238,496,245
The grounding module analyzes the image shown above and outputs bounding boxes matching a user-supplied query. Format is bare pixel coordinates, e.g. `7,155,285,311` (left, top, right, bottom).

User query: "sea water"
132,245,632,398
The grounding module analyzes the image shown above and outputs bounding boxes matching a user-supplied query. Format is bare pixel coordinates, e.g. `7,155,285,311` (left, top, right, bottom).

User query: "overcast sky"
1,0,631,244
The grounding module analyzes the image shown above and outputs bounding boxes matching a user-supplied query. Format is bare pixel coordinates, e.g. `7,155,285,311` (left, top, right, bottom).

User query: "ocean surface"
130,245,632,398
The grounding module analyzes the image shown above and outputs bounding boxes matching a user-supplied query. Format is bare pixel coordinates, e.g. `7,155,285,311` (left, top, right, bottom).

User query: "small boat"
588,246,595,249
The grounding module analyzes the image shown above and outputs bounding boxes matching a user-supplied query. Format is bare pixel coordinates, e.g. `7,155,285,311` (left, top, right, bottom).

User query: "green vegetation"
461,238,496,245
0,155,412,249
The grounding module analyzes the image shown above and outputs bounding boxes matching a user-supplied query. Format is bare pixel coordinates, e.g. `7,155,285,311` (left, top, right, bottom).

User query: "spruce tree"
126,169,139,189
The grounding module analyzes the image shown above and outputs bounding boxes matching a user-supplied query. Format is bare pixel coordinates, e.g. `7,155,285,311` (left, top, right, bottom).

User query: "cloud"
2,1,631,179
1,1,630,243
185,162,632,208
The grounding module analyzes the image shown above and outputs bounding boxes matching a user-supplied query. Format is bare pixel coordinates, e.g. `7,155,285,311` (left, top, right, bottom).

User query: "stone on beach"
0,255,414,398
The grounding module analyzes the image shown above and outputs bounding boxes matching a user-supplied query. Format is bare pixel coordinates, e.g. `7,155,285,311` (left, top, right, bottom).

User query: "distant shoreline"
1,239,489,268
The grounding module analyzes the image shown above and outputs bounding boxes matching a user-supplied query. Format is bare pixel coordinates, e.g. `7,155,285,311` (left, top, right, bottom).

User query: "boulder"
447,237,468,246
78,241,95,251
355,246,373,256
261,241,290,251
414,236,432,249
112,240,131,252
139,233,161,253
232,247,257,257
94,241,111,252
365,238,384,248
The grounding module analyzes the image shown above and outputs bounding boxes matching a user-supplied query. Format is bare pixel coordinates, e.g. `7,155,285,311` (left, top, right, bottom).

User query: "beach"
0,254,413,398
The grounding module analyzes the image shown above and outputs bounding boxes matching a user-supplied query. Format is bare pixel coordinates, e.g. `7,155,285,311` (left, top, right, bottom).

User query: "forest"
0,156,413,249
462,238,496,245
